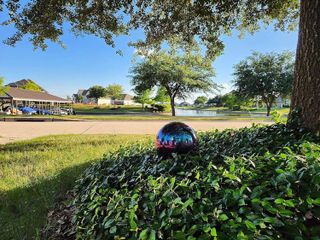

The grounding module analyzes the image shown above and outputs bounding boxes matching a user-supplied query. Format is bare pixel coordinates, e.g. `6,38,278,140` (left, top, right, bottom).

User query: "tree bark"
289,0,320,133
266,104,271,117
170,97,176,116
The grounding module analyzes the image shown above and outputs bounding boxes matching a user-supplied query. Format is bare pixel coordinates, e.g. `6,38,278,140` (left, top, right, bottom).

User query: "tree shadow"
0,161,95,240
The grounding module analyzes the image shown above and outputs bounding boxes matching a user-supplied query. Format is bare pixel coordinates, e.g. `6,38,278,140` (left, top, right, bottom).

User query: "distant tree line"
86,84,125,102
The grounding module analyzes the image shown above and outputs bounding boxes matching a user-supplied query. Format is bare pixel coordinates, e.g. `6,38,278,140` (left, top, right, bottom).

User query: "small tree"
221,92,245,110
133,89,153,109
0,77,7,95
234,52,294,116
105,84,124,101
131,44,217,116
153,87,170,103
76,94,83,103
194,96,208,106
207,96,223,107
87,85,106,103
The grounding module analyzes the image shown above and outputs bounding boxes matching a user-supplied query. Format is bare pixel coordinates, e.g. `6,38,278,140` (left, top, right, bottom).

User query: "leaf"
275,198,284,204
149,230,156,240
139,229,149,240
219,214,229,221
263,217,276,224
314,198,320,206
182,198,193,209
110,226,117,234
210,227,217,237
245,220,256,231
279,209,293,217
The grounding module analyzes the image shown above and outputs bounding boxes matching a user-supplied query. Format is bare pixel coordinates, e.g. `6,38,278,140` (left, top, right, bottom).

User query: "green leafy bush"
73,124,320,239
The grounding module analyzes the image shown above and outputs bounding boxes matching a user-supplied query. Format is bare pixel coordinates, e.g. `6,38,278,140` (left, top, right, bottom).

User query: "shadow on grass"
0,161,94,240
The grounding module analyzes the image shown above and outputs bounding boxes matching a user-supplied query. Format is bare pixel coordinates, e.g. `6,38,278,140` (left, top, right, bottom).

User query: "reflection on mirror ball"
156,122,197,155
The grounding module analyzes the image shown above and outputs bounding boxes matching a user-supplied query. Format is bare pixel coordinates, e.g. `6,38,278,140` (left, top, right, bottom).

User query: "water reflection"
175,108,265,117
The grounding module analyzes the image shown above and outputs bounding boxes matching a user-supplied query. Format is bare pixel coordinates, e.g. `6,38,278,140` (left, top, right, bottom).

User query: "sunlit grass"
0,134,151,240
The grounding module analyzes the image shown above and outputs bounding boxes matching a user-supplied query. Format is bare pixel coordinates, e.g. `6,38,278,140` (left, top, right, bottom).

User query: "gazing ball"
156,122,197,155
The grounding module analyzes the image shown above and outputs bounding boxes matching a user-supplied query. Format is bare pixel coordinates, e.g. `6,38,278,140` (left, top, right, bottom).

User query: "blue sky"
0,21,298,100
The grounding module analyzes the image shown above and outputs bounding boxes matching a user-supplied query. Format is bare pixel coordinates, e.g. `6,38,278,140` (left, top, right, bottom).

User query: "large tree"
130,44,217,116
87,85,106,102
1,0,319,131
234,52,294,116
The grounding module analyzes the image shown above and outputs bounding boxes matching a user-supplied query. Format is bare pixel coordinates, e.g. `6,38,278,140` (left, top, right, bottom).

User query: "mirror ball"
155,122,197,155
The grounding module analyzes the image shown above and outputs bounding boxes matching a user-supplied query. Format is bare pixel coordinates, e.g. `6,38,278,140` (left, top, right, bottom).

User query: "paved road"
0,120,270,144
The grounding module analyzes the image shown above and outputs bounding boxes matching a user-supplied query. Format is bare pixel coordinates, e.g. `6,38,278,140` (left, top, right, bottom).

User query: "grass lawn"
73,104,146,114
2,114,274,121
0,134,151,240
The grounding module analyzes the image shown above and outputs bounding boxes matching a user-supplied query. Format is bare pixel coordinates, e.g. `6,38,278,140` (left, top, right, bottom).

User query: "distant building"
73,89,134,105
0,87,71,111
179,101,192,107
113,94,134,105
275,96,291,108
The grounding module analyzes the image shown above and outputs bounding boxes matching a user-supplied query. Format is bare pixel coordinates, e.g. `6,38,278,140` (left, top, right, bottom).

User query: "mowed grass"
0,134,151,240
73,104,145,113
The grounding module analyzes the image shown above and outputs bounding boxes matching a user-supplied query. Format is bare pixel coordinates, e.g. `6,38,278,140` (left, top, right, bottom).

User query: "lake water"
175,108,265,117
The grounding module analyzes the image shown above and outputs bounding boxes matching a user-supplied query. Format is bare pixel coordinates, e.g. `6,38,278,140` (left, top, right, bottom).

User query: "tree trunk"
289,0,320,133
170,97,176,116
266,104,271,117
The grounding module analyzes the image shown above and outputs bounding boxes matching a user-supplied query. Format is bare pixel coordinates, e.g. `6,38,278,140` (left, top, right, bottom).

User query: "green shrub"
73,124,320,239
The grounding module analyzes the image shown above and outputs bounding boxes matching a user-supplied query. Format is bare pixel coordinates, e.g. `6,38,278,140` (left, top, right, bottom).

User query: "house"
0,87,71,111
179,101,192,107
275,96,291,108
73,89,134,105
113,94,134,105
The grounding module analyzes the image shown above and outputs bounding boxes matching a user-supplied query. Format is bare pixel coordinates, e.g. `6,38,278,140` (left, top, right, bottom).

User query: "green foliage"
0,134,150,239
87,85,107,101
194,96,208,106
233,51,294,116
0,76,7,95
20,80,43,92
131,43,217,116
153,87,170,103
105,84,124,100
1,1,299,57
133,89,153,108
271,110,287,124
73,124,320,239
221,92,243,110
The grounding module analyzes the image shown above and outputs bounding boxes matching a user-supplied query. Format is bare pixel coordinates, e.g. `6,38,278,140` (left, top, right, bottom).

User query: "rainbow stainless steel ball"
155,122,197,155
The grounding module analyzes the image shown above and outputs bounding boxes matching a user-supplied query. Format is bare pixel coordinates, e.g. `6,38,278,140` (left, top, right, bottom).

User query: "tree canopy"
0,77,7,95
233,51,294,116
1,0,319,131
1,1,299,57
87,85,106,101
105,84,124,100
194,96,208,106
130,44,217,116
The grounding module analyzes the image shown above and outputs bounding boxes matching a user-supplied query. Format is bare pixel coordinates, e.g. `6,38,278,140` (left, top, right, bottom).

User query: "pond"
175,108,266,117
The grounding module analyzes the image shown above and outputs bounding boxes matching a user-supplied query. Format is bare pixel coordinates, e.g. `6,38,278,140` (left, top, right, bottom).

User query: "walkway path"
0,120,270,144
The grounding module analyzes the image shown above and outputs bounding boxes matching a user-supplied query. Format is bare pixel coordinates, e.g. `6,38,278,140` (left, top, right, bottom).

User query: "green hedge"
73,124,320,239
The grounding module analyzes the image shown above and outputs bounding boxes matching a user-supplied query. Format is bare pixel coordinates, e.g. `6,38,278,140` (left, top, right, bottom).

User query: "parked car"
35,108,53,115
18,106,37,115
